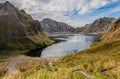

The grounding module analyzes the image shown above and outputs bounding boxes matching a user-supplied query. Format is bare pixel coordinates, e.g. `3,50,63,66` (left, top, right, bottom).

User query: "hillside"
41,18,75,33
2,16,120,79
0,1,54,50
79,17,116,33
0,1,120,79
3,31,120,79
102,18,120,40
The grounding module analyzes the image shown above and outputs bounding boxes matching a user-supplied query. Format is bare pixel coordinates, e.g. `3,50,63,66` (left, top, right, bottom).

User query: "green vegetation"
0,1,54,59
0,2,120,79
0,50,28,59
0,1,55,78
0,37,54,60
1,38,120,79
102,18,120,40
0,60,9,79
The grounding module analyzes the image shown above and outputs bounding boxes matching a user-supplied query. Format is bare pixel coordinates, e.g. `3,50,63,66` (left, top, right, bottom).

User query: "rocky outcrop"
0,1,54,49
102,18,120,40
41,18,75,33
79,17,116,33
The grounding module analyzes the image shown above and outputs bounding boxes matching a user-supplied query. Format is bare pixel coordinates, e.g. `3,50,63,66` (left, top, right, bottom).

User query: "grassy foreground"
2,38,120,79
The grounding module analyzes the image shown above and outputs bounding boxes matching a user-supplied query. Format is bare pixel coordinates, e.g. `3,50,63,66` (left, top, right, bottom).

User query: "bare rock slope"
102,18,120,40
0,1,54,49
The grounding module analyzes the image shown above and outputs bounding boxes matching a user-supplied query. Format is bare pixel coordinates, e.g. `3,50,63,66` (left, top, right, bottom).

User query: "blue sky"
63,0,120,26
0,0,120,27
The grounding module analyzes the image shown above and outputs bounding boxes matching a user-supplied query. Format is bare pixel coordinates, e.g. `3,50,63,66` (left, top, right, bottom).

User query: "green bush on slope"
3,38,120,79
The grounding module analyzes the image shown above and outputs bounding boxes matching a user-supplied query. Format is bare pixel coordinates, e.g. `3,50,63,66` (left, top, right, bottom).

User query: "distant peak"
43,18,52,21
42,18,55,22
4,1,15,8
5,1,12,5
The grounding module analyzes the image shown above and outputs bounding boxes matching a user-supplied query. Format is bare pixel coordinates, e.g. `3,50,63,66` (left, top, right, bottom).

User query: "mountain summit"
41,18,75,33
102,18,120,40
0,1,54,49
79,17,116,33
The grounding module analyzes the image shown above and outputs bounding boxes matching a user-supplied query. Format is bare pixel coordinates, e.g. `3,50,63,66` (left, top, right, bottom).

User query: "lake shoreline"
41,34,101,57
25,35,65,57
25,34,101,58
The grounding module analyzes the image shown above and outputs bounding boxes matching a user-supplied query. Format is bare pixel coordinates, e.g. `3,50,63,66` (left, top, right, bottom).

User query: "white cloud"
78,0,109,14
111,0,117,2
0,0,118,27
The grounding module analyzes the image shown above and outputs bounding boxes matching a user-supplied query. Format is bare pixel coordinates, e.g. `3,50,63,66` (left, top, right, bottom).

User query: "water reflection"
41,34,100,57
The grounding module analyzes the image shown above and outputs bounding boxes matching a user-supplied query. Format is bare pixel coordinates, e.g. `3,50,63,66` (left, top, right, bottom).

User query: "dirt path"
73,69,94,78
7,55,25,75
7,55,59,75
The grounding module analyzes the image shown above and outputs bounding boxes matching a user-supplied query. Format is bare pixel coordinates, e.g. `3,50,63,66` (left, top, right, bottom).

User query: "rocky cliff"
102,18,120,40
41,18,75,33
79,17,116,33
0,1,54,50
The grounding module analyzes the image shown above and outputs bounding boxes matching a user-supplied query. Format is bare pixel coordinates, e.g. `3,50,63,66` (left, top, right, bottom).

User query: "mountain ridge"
0,1,54,50
102,18,120,40
79,17,116,33
41,18,75,33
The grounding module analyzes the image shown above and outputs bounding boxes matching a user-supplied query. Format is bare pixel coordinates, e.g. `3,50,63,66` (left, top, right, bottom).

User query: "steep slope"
79,17,116,33
3,32,120,79
0,1,54,50
102,18,120,40
41,18,75,33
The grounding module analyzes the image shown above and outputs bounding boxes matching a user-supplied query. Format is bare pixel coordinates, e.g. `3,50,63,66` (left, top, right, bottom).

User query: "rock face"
41,18,75,33
79,17,116,33
0,1,54,49
102,18,120,40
